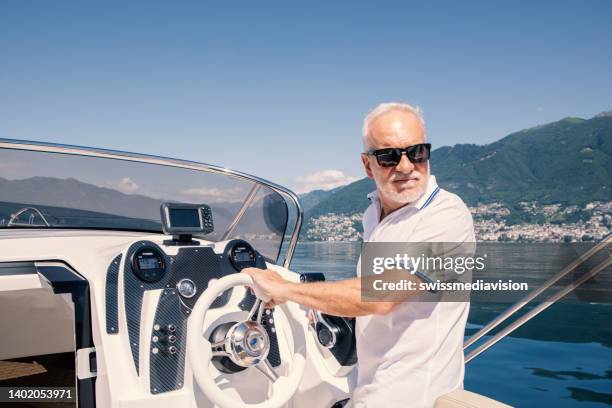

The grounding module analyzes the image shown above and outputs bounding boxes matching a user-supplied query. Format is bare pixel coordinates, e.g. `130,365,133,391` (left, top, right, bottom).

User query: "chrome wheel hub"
225,321,270,367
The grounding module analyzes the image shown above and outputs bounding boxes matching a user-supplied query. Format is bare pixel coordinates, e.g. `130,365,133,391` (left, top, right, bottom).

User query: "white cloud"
0,160,24,173
117,177,139,194
180,187,247,203
294,170,359,194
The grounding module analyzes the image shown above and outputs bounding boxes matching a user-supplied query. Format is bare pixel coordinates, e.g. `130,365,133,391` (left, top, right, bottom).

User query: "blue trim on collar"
419,186,440,210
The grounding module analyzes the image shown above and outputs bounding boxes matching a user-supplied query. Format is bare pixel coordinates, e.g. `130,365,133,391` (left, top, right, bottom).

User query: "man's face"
361,110,429,209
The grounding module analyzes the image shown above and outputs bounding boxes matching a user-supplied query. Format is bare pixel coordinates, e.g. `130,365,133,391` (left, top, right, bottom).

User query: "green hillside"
307,115,612,220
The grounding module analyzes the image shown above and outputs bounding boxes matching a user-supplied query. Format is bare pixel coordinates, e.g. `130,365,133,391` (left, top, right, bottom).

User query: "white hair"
362,102,426,150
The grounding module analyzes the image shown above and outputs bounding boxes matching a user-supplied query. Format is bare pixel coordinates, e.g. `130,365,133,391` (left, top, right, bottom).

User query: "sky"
1,1,611,193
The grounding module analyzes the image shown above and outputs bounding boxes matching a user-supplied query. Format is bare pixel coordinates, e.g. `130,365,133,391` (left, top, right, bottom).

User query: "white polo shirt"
352,175,475,408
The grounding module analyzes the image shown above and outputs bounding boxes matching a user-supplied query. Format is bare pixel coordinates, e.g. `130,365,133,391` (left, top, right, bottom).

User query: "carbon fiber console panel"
105,254,122,334
149,288,187,394
147,245,230,393
119,238,279,393
124,241,173,374
122,240,234,394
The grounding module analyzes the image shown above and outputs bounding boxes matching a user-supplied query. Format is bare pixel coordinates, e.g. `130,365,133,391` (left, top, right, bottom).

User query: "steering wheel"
187,273,307,408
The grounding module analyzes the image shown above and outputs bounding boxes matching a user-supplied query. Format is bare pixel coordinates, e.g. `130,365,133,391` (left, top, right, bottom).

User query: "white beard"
381,185,426,204
379,167,429,205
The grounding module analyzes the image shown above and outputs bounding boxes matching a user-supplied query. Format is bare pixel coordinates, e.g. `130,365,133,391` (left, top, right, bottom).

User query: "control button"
152,335,159,343
152,347,159,355
153,324,160,331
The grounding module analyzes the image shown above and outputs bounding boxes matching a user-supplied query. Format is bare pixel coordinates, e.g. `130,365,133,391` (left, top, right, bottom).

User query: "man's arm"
281,277,398,317
242,268,417,317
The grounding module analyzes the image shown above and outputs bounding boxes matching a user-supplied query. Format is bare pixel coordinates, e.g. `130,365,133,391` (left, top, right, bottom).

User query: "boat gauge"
227,241,258,271
177,278,197,298
131,247,166,283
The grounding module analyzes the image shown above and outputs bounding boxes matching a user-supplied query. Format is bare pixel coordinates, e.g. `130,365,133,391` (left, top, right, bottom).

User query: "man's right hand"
241,267,290,308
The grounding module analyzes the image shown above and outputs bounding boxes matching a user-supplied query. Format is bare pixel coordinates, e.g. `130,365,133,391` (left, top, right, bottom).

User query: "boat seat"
435,389,513,408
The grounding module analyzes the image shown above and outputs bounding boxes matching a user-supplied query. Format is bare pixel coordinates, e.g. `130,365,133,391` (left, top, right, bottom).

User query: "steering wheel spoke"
254,360,279,382
210,339,229,357
248,298,265,324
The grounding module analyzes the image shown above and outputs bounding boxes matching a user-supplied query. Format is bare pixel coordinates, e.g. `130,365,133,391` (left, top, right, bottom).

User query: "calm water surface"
290,242,612,407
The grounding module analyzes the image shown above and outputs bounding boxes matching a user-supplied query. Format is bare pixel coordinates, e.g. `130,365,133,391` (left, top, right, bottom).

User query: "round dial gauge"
228,241,257,271
177,278,197,298
131,247,166,283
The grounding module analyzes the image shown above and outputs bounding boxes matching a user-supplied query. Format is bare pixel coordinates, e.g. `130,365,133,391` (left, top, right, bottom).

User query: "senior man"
243,102,474,407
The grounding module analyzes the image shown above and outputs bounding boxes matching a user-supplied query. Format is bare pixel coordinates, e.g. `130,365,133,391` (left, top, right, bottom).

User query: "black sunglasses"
366,143,431,167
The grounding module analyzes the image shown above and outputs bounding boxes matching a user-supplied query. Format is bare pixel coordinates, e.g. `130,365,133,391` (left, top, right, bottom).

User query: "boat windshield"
0,142,299,262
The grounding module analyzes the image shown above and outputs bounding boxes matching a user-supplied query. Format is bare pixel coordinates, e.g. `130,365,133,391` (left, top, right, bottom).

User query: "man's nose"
395,152,415,172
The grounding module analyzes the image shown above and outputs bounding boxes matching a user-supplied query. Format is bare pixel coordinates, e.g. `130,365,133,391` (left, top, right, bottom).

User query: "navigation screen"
169,208,200,228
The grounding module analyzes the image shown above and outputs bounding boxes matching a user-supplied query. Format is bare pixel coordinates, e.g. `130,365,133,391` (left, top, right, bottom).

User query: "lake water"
290,242,612,407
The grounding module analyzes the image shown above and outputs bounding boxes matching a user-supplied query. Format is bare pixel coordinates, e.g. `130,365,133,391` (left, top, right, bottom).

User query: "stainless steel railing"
464,234,611,363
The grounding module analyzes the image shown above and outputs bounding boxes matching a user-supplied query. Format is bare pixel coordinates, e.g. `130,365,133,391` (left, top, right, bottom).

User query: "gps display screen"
169,208,200,228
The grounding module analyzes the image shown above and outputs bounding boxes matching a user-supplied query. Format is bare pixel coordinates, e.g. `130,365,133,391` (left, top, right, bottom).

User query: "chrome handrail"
465,254,611,363
464,234,612,350
464,234,611,363
0,138,304,268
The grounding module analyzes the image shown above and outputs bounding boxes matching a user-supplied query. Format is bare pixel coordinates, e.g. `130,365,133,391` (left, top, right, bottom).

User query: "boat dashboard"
0,230,356,407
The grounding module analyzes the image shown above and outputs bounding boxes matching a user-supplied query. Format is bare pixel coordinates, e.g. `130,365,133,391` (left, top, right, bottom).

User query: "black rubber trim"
35,261,96,408
331,398,350,408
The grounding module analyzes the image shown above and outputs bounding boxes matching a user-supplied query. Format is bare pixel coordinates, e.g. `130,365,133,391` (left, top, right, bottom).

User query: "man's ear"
361,154,374,179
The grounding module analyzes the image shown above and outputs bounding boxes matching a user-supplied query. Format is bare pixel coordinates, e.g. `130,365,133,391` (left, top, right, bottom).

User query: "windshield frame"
0,138,303,268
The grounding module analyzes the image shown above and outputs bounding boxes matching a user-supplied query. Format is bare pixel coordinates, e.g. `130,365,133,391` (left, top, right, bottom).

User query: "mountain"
299,186,343,212
307,115,612,219
0,176,163,220
0,200,162,231
593,110,612,118
0,176,282,238
305,178,374,217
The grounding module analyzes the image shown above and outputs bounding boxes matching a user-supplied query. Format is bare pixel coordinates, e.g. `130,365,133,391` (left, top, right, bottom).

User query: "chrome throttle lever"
310,310,339,349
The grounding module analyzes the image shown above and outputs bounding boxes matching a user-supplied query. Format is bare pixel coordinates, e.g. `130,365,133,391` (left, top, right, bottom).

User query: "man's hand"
241,267,289,308
242,270,403,317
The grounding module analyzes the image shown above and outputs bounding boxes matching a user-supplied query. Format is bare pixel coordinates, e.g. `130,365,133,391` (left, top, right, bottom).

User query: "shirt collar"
367,175,440,211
